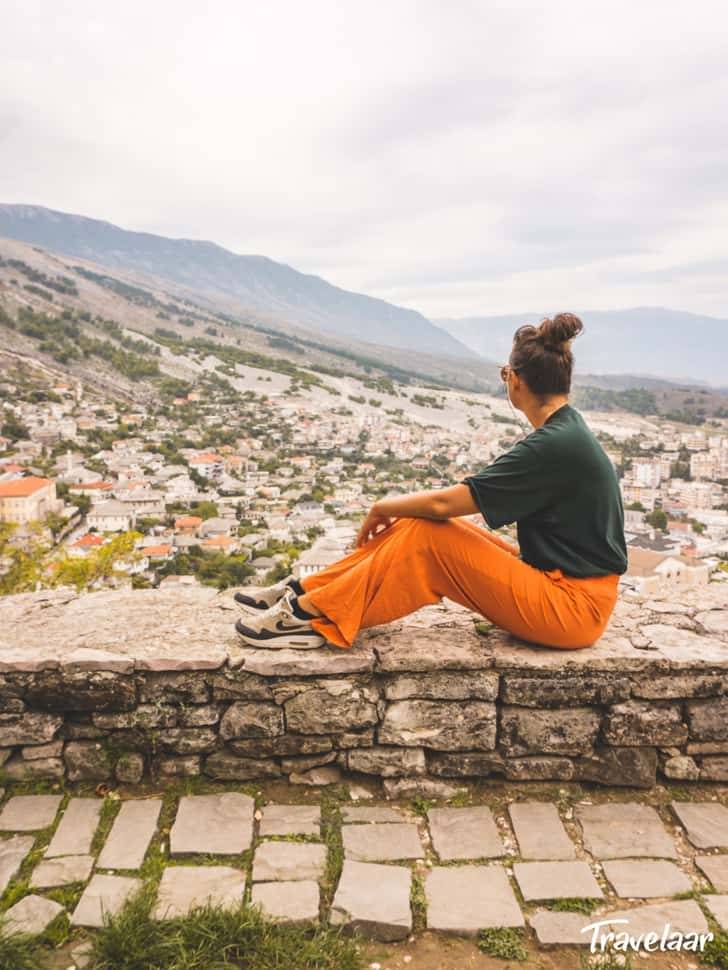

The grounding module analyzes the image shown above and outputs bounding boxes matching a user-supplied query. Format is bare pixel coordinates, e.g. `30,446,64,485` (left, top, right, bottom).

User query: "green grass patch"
477,927,527,961
549,897,601,915
88,884,363,970
0,922,42,970
320,794,343,913
702,931,728,968
410,873,427,933
409,795,435,817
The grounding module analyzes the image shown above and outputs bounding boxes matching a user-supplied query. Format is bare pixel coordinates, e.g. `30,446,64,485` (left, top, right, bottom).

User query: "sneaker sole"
234,619,326,650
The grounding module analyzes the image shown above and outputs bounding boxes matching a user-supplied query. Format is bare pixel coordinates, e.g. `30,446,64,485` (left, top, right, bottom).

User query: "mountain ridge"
0,203,474,360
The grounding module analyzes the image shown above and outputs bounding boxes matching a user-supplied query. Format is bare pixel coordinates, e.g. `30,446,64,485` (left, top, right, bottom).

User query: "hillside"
437,308,728,388
0,203,474,360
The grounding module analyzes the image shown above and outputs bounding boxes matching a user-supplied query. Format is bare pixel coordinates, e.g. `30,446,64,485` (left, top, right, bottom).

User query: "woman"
235,312,628,651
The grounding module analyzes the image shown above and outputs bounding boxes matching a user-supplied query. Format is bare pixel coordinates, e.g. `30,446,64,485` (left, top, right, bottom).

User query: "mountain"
436,308,728,387
0,203,474,361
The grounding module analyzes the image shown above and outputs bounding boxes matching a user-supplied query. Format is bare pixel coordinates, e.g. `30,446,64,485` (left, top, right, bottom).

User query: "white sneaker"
233,575,301,611
234,589,326,650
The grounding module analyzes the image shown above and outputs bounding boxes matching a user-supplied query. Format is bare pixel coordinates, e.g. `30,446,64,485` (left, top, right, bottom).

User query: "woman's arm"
356,484,478,547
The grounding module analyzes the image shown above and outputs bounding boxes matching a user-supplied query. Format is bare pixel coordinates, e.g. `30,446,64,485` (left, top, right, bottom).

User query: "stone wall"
1,584,727,790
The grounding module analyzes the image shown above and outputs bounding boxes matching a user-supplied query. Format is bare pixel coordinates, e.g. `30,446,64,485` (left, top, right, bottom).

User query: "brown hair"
509,312,584,398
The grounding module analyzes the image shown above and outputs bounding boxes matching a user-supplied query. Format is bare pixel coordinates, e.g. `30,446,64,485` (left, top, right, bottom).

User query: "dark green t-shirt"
462,403,628,577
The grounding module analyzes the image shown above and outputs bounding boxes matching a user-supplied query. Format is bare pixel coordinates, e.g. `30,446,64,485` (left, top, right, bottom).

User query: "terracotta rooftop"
0,476,53,498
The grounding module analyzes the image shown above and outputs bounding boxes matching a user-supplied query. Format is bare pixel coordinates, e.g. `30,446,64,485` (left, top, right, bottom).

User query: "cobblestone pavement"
1,782,727,963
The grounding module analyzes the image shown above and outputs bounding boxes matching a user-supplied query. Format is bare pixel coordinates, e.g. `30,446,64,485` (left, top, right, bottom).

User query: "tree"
1,415,30,441
646,509,668,532
691,518,706,535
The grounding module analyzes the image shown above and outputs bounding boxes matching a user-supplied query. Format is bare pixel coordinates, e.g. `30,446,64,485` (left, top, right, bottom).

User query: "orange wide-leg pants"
300,517,620,650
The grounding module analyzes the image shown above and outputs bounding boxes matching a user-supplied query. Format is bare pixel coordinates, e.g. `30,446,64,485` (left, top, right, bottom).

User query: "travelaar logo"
581,919,713,954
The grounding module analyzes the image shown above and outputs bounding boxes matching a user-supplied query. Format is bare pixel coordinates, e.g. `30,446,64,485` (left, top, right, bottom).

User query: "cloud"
1,0,727,318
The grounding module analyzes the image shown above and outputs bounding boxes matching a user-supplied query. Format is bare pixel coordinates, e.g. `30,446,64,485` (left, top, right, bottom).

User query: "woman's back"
462,403,628,577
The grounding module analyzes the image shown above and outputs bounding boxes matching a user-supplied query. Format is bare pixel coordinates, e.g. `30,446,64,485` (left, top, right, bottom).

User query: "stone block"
384,670,499,701
284,681,379,735
259,804,321,837
514,861,603,901
383,778,467,800
155,728,218,755
1,754,64,780
428,807,504,861
504,756,575,781
21,740,63,760
687,698,728,741
662,755,700,781
501,675,630,707
208,669,273,701
97,799,162,870
139,671,211,704
499,707,599,757
170,792,254,855
577,803,677,859
508,802,576,860
671,801,728,849
602,859,691,898
25,671,137,712
0,711,62,746
71,874,141,927
705,895,728,932
331,859,411,941
228,735,332,757
155,755,201,777
289,765,342,786
31,855,94,888
379,700,496,751
696,856,728,891
427,751,504,778
574,746,657,788
426,865,524,934
342,822,422,861
205,752,281,780
252,841,326,882
632,673,724,699
251,880,319,923
341,806,404,823
219,701,283,740
530,910,592,945
0,794,62,831
64,741,112,781
153,866,246,919
347,745,426,777
46,798,102,857
3,894,63,936
115,751,145,784
178,704,221,727
603,701,688,746
0,836,34,894
93,705,178,730
280,752,337,775
602,899,708,937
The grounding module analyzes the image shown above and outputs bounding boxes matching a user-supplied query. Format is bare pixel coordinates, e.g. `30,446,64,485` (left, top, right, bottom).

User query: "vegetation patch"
477,926,528,961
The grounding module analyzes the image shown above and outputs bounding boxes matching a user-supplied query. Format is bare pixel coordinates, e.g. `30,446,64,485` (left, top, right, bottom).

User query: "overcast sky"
2,1,727,319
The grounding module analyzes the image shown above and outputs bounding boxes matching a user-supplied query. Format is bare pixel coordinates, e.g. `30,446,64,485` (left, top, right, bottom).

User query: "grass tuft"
702,931,728,969
477,926,527,961
0,920,45,970
549,897,601,915
88,885,363,970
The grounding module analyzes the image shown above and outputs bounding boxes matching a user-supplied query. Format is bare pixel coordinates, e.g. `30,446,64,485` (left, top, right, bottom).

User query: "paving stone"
426,865,524,934
0,835,34,894
671,801,728,849
427,806,504,861
576,803,677,859
0,794,62,831
169,792,254,855
46,798,102,857
97,798,162,870
252,841,326,882
602,859,692,898
71,873,141,927
331,859,411,941
508,802,576,860
259,804,320,837
153,865,247,919
342,822,422,861
705,895,728,931
31,854,94,888
3,894,64,936
696,855,728,891
602,899,709,936
251,880,319,923
341,806,404,823
530,910,592,945
514,861,603,901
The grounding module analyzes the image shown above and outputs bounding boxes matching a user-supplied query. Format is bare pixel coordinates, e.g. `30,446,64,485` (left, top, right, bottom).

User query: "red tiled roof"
71,534,106,548
0,476,53,498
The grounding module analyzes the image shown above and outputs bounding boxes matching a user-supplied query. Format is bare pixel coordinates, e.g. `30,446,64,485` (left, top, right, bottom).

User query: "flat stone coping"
1,585,726,674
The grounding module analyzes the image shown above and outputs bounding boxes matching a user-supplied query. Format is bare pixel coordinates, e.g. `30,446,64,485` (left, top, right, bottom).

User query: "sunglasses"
500,364,516,382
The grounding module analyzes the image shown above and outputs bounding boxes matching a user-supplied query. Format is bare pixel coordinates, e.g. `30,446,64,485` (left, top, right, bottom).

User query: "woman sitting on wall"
234,313,628,651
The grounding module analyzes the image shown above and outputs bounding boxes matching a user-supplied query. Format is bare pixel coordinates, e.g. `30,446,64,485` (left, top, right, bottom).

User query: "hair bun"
538,313,584,352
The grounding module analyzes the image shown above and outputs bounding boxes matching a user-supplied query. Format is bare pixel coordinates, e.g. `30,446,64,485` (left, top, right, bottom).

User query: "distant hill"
436,308,728,387
0,203,474,360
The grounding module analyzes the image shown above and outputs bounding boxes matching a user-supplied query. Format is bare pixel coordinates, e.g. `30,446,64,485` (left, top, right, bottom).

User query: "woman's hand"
356,507,396,548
